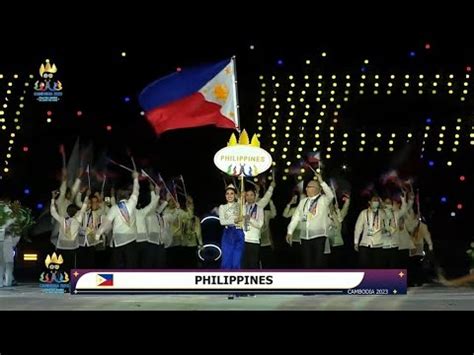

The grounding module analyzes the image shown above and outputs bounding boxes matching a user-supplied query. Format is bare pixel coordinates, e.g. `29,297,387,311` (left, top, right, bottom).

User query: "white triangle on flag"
96,274,106,285
199,59,239,129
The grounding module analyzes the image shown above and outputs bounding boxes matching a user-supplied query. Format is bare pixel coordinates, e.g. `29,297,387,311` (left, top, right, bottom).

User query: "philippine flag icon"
96,274,114,286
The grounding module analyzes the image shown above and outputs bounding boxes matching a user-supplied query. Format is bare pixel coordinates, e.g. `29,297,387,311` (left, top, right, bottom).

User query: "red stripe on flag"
145,93,236,135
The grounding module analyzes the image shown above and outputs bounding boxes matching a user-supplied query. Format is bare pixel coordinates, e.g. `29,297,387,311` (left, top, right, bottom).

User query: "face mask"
385,205,393,211
370,201,379,209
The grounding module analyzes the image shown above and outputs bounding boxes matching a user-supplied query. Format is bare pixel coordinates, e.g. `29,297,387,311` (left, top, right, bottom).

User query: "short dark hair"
66,204,79,217
117,189,130,200
369,192,380,200
245,187,256,194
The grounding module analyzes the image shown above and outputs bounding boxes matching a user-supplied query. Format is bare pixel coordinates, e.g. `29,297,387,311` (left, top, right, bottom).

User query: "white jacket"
243,203,264,244
96,177,139,247
287,182,334,240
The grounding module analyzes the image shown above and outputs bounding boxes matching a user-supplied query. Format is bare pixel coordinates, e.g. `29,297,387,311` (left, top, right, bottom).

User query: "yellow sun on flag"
213,84,228,101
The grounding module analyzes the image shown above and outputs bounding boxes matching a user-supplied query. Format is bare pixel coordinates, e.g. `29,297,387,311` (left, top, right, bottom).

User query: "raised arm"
283,195,298,218
256,181,276,209
313,172,334,204
70,169,82,200
141,186,161,216
50,191,62,223
75,192,90,223
338,195,351,222
268,200,277,219
95,207,115,241
126,171,140,212
75,190,83,208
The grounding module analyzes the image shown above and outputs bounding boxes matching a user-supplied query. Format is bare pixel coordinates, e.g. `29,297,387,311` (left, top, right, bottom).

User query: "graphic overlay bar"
71,270,407,295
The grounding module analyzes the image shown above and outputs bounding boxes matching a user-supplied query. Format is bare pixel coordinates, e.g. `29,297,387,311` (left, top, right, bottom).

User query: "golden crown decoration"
227,129,260,147
44,252,64,268
39,59,58,77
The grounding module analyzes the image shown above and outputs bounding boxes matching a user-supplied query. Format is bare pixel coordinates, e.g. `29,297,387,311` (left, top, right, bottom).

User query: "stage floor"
1,283,473,310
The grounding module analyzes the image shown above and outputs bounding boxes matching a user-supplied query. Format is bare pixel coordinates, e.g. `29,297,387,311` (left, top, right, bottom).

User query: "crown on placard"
39,59,58,77
227,129,260,147
44,252,63,268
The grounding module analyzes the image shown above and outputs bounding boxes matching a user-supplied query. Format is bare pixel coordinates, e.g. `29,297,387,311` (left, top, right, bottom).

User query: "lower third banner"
71,270,407,295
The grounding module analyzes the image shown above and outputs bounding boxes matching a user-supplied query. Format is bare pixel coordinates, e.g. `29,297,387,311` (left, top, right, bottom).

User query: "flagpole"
108,159,134,173
86,164,91,191
141,169,158,186
416,188,421,219
170,180,178,204
130,156,137,172
231,56,241,133
239,174,245,229
157,173,178,205
101,174,106,197
305,163,317,174
330,181,339,210
180,175,188,200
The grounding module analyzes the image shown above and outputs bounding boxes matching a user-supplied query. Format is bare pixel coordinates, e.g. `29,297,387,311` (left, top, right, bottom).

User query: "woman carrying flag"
218,184,244,269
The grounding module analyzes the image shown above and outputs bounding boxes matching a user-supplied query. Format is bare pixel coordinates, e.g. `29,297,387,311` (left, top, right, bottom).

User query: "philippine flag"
96,273,114,286
139,58,239,135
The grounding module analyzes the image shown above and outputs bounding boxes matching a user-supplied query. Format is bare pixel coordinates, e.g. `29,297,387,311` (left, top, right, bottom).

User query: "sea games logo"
39,252,70,293
33,59,63,102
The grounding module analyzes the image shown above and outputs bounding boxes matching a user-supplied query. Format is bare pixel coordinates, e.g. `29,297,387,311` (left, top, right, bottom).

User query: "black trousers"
136,242,167,269
181,246,198,269
260,245,274,269
243,242,260,269
290,242,303,269
358,246,384,268
112,242,138,269
381,247,400,268
77,246,96,269
136,241,150,268
301,237,328,269
408,255,424,286
329,246,345,269
94,247,111,269
166,246,184,268
56,249,77,274
398,249,410,269
147,244,167,269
